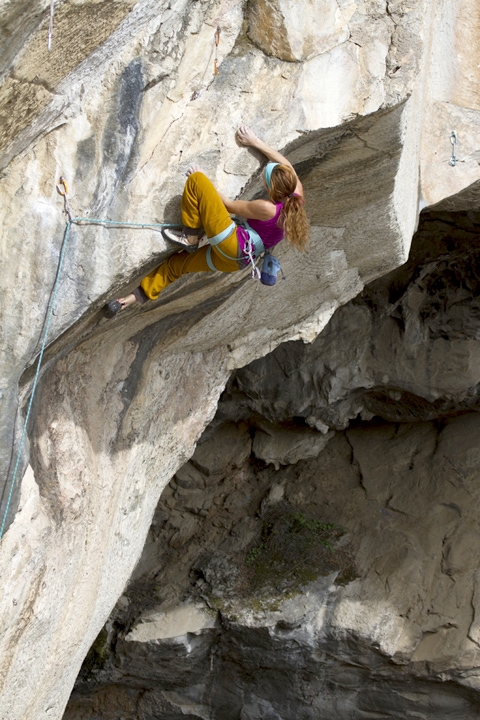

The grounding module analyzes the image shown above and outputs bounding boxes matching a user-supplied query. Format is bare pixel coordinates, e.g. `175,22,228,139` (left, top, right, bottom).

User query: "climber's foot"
118,293,137,308
163,227,199,253
104,293,137,318
186,164,204,177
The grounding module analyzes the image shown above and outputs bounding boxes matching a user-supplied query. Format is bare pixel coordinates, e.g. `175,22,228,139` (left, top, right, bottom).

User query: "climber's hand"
236,125,291,171
236,124,259,147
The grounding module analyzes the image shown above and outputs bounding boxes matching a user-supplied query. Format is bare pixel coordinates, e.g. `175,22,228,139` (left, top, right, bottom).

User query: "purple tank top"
237,202,284,257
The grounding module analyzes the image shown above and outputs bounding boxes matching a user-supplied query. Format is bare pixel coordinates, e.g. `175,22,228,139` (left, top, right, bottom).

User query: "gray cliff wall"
0,1,480,719
66,209,480,719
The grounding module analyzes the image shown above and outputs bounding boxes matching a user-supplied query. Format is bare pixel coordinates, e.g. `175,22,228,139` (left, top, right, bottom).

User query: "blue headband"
264,162,279,189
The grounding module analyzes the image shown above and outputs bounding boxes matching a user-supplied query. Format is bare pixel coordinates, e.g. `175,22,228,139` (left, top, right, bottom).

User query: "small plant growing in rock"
244,506,351,595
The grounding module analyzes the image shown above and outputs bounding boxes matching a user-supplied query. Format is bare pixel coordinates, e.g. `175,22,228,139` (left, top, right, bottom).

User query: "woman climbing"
105,125,310,317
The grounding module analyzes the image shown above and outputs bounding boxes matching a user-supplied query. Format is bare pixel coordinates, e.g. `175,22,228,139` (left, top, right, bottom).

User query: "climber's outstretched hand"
236,124,260,148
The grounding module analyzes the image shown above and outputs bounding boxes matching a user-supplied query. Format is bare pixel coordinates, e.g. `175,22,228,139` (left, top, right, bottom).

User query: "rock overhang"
1,1,480,718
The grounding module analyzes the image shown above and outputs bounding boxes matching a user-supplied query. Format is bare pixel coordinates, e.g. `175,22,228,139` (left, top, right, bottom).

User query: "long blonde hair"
269,164,310,252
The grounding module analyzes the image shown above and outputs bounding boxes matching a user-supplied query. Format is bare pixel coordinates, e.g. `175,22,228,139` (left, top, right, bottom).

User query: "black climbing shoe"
104,300,123,318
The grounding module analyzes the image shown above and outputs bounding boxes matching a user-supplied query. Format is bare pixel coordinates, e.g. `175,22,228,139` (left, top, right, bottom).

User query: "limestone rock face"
65,212,480,719
247,0,351,62
222,210,480,430
252,423,334,468
66,417,480,718
1,1,480,718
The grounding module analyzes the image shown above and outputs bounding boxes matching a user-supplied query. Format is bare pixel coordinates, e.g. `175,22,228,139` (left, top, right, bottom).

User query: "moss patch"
124,577,163,616
78,627,110,681
242,505,355,597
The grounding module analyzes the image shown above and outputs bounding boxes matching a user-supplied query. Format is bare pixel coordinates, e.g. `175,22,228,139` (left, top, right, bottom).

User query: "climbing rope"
0,219,72,541
0,179,181,541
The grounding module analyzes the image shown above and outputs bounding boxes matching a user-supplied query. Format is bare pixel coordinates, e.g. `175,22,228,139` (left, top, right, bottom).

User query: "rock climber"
105,125,310,317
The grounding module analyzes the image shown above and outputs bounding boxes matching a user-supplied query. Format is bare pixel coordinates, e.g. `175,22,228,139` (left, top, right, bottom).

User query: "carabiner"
449,132,458,167
56,176,69,196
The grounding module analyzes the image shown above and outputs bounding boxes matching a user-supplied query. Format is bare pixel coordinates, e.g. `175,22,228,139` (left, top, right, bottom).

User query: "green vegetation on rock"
244,507,350,594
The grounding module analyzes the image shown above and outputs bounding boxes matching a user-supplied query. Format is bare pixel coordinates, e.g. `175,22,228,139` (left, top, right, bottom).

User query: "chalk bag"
260,253,284,286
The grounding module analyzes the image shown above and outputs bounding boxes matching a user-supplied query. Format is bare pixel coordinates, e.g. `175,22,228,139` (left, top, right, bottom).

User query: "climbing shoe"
163,228,199,253
104,300,123,318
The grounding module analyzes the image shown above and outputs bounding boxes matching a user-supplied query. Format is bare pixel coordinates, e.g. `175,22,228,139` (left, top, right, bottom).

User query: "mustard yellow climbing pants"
140,172,240,301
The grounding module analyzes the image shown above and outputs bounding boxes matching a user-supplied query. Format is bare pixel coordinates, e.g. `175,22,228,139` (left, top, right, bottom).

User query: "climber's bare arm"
218,193,277,220
236,124,304,197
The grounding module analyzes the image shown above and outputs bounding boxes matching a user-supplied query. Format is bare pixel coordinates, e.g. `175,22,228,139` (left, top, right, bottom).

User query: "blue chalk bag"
260,253,285,286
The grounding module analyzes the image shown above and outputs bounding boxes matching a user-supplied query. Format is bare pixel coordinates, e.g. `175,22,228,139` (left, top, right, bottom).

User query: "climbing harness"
48,0,55,51
205,220,266,280
213,27,221,75
235,220,265,280
205,224,285,284
0,180,181,541
449,131,458,167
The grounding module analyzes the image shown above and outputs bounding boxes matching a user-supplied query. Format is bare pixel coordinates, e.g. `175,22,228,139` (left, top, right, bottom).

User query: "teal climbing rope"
0,183,181,540
72,217,178,229
0,220,73,540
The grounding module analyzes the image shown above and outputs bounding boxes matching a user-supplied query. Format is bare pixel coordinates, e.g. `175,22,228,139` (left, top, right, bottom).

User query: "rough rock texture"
65,212,480,719
67,418,480,719
1,1,480,718
222,210,480,429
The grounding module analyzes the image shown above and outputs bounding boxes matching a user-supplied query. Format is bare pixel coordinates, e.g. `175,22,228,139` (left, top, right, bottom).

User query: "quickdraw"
214,27,221,75
449,131,458,167
56,176,73,221
244,238,261,280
